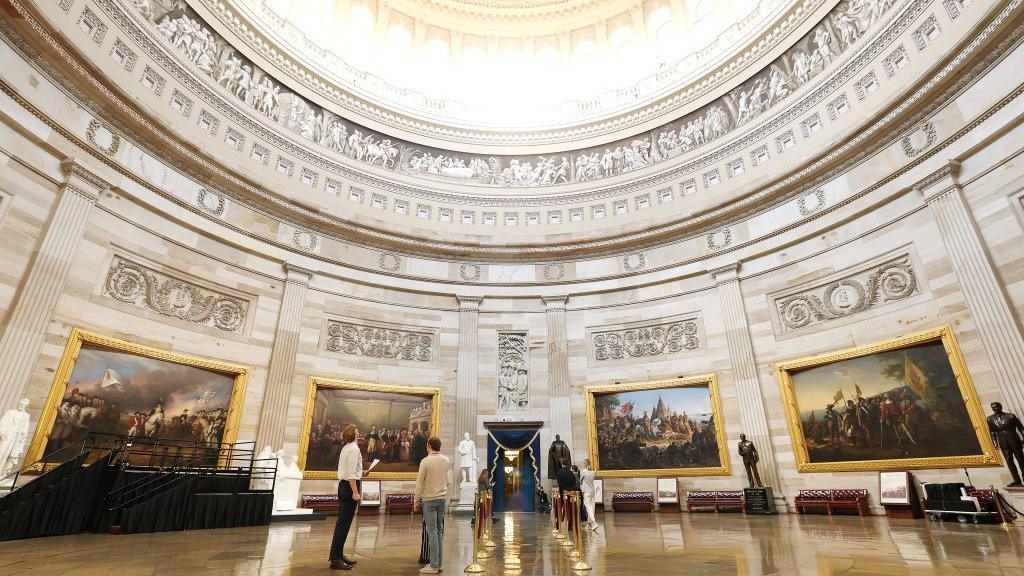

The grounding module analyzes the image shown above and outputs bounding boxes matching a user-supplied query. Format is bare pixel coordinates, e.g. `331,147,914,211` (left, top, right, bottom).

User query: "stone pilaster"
254,264,312,451
544,296,574,451
455,296,482,445
919,162,1024,412
0,159,108,414
710,263,782,493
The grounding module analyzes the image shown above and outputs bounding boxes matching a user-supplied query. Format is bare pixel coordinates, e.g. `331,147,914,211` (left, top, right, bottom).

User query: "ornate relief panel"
101,254,250,334
321,318,437,365
497,332,529,413
587,314,705,368
769,250,925,336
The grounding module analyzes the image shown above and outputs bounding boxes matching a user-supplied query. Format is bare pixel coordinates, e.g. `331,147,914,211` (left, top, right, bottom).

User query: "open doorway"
484,422,542,513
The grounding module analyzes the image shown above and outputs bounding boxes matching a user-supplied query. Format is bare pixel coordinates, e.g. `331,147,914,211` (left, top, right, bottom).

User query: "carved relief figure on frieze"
497,332,529,413
129,0,900,188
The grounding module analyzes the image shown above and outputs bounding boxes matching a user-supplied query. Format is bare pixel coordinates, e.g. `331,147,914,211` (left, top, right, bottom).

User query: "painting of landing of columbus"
777,325,999,472
26,329,248,466
298,378,441,480
585,376,730,478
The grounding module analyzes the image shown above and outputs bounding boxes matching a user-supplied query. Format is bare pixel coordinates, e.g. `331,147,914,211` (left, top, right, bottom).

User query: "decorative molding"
706,228,733,250
622,252,646,271
771,252,922,333
591,316,703,362
900,121,937,158
378,252,401,271
102,255,249,333
542,262,566,281
85,119,121,156
194,188,226,217
323,319,434,362
459,263,481,281
497,331,529,413
291,228,320,252
797,188,827,216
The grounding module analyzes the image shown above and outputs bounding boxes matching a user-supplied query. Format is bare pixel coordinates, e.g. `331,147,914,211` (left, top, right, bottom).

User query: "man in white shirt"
329,425,363,570
413,436,451,574
580,459,598,531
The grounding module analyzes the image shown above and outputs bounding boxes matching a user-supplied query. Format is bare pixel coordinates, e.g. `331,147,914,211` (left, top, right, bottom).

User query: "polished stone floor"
0,511,1021,575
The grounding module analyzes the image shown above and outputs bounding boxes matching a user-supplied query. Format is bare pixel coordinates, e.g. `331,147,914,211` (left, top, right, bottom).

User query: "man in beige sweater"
413,436,450,574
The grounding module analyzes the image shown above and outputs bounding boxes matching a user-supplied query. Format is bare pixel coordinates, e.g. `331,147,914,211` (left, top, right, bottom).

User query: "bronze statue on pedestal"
987,402,1024,487
738,433,763,488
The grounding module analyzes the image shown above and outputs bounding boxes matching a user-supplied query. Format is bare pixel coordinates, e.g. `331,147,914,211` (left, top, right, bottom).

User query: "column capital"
914,160,961,203
458,295,483,310
283,262,315,284
542,295,568,310
61,158,110,202
707,261,741,284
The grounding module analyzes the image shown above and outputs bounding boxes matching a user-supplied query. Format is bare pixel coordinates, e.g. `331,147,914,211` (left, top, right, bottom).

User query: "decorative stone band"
323,320,433,362
592,318,702,361
772,253,920,332
102,255,249,333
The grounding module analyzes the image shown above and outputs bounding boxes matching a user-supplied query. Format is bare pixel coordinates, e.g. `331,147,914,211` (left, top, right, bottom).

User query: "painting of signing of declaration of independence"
586,376,730,477
299,378,441,480
28,329,247,465
777,326,998,472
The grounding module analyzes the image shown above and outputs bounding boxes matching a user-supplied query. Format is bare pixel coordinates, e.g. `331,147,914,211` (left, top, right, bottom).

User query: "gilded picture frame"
25,328,250,467
585,375,731,478
776,324,999,472
298,377,442,480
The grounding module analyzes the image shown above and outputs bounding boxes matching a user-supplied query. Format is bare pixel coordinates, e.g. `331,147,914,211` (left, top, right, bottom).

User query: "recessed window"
704,169,721,188
169,89,193,117
504,213,519,226
659,188,674,204
224,128,244,152
482,212,497,226
548,211,562,225
250,144,269,164
345,186,362,202
727,160,744,178
635,195,651,210
417,205,431,219
680,180,696,196
275,157,294,177
371,194,387,210
461,211,475,225
752,146,770,166
569,208,584,222
439,208,454,223
526,212,540,226
394,200,409,215
802,114,823,136
776,131,796,152
300,169,317,187
613,200,628,215
324,179,343,198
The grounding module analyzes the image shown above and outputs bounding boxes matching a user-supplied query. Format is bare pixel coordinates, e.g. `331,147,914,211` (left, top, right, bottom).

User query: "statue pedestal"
743,487,778,515
452,482,477,516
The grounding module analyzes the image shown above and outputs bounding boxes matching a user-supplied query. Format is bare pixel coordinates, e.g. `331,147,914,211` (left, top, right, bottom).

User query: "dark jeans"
329,480,360,562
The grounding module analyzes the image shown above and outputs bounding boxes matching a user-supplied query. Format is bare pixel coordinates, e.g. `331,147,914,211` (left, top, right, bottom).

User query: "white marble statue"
273,453,304,511
456,433,478,484
0,398,31,479
252,445,275,491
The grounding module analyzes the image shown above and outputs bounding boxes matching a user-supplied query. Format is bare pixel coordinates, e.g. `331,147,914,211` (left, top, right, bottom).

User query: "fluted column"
710,263,782,492
455,296,482,445
544,296,574,449
920,162,1024,412
0,159,108,415
254,264,312,451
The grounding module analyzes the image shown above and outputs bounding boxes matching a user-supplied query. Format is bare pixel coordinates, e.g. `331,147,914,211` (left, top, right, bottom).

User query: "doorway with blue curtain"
484,422,542,513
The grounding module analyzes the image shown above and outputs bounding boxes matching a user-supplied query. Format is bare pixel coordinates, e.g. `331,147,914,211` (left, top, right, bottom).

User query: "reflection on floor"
0,511,1021,575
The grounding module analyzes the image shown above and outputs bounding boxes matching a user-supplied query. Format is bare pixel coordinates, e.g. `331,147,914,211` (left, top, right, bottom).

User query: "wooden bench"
611,491,654,512
301,494,339,514
685,490,745,513
795,489,869,516
386,493,416,515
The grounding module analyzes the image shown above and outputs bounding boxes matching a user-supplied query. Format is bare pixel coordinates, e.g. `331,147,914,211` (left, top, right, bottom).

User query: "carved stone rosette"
102,256,248,333
774,255,920,331
592,320,700,361
324,320,433,361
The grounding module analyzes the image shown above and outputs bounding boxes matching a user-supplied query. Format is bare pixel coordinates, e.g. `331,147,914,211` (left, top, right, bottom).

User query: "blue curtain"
486,429,540,513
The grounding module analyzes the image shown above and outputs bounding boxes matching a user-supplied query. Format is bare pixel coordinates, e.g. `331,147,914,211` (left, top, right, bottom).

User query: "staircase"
0,434,276,540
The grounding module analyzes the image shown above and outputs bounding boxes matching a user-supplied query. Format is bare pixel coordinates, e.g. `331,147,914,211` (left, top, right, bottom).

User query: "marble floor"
0,512,1021,575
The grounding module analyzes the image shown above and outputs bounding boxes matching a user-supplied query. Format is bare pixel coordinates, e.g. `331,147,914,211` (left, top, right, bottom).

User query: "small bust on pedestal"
987,402,1024,487
457,432,478,484
0,398,31,480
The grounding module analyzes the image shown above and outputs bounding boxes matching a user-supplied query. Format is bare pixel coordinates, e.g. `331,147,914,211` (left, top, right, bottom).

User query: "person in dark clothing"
555,459,587,522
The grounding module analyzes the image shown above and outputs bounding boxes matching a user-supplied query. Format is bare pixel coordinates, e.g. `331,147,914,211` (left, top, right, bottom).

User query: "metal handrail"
0,434,101,495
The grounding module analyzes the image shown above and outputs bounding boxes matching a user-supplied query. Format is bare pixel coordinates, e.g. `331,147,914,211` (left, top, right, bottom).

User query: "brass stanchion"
992,485,1015,530
483,491,497,548
570,492,592,571
553,491,565,539
568,493,582,561
559,493,573,549
464,492,485,574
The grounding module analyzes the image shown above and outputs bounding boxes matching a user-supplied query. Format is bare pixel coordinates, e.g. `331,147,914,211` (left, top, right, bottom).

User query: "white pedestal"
452,482,477,515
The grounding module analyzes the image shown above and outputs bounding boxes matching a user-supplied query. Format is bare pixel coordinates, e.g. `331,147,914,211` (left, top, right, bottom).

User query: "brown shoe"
330,560,353,570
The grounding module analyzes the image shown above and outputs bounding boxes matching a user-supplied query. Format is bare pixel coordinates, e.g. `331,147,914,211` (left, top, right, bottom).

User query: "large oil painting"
585,375,730,478
298,377,441,480
26,329,248,465
777,325,998,472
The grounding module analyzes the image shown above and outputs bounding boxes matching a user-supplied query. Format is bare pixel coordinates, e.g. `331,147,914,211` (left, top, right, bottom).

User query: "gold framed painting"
26,328,249,466
298,377,441,480
585,375,731,478
776,324,999,472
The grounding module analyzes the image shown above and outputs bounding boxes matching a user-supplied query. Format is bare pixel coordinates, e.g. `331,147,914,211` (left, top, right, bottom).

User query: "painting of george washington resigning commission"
586,375,730,478
777,325,998,472
298,378,441,480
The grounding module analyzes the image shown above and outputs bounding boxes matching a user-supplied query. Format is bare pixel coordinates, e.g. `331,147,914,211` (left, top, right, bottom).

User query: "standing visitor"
580,459,598,531
329,425,363,570
414,436,451,574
